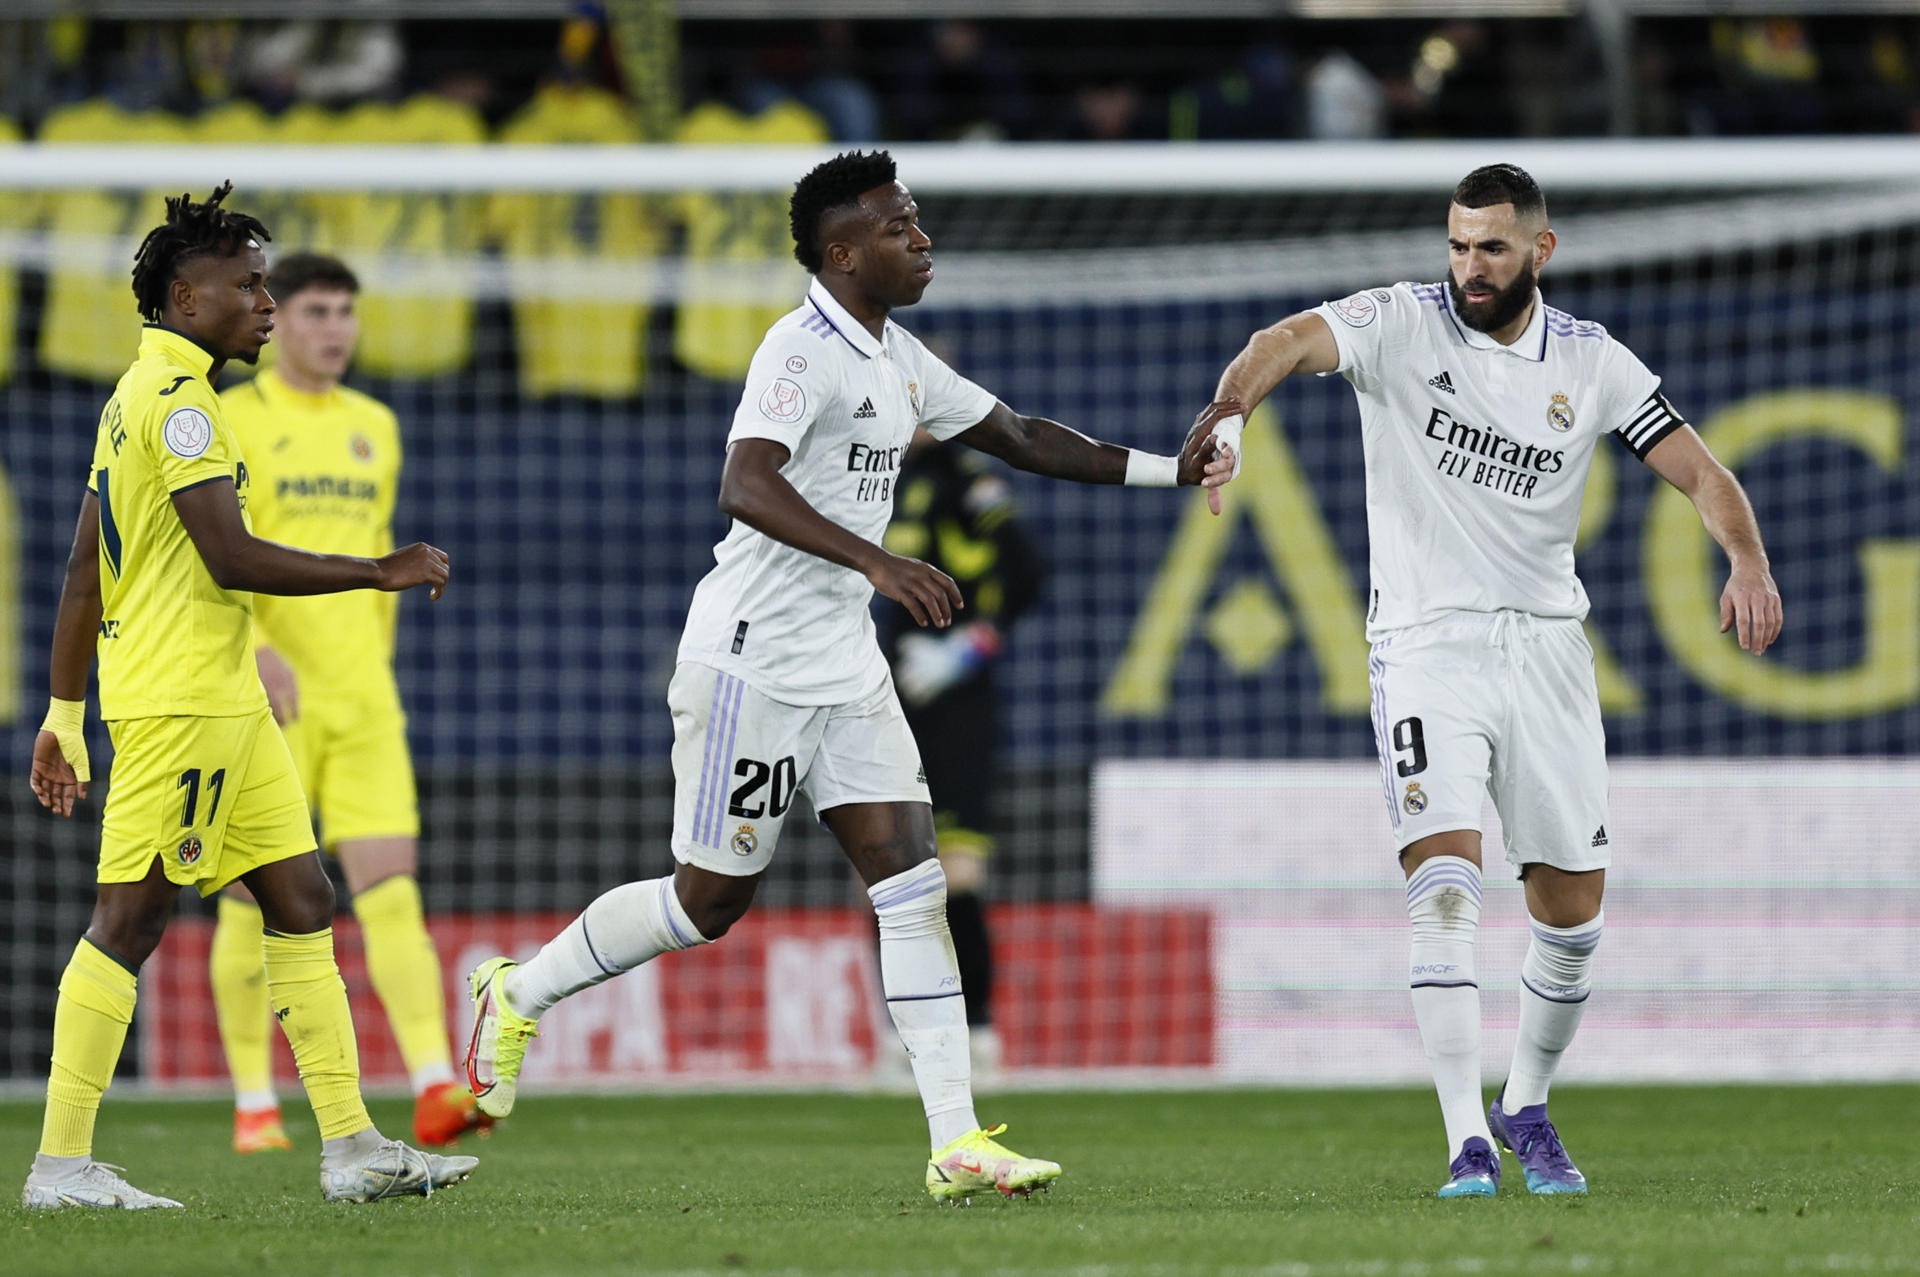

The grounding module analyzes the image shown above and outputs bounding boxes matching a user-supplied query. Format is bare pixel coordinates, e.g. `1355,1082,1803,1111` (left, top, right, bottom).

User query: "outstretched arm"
1200,311,1343,514
718,438,962,628
1643,426,1782,654
172,479,448,599
954,399,1240,486
1216,311,1342,413
32,494,105,816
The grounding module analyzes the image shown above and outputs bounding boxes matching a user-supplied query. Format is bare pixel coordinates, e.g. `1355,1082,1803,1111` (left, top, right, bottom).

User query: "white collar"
806,278,888,359
1442,286,1548,362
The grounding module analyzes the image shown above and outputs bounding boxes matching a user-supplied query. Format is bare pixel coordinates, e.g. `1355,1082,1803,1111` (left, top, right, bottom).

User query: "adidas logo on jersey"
1591,824,1609,848
1428,371,1456,394
853,397,877,420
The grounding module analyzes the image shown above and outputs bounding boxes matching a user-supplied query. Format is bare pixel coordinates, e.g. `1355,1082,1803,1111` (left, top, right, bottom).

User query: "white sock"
235,1088,278,1113
870,859,978,1149
1504,911,1603,1110
319,1125,385,1169
505,877,708,1017
1406,854,1489,1158
30,1152,89,1181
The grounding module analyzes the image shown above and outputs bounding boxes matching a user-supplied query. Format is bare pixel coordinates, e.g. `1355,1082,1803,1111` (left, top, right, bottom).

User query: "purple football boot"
1488,1090,1588,1194
1436,1136,1500,1198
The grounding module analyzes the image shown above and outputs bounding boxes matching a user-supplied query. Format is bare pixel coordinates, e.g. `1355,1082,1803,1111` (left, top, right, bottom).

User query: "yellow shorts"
100,707,316,895
283,691,419,848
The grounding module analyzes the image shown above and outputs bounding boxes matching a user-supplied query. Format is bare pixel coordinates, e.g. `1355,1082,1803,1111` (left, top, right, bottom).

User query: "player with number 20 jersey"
464,149,1237,1203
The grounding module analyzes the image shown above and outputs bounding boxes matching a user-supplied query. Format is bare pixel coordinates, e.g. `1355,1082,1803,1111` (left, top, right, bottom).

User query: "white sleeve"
902,334,998,442
728,326,835,454
1310,285,1410,382
1602,340,1686,461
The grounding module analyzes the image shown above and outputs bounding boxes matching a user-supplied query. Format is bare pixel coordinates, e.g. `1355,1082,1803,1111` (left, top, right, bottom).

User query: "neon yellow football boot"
926,1123,1061,1203
463,957,539,1119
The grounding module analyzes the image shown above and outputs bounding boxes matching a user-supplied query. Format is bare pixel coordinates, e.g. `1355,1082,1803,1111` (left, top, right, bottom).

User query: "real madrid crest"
731,824,759,857
907,380,921,418
1547,392,1575,433
1403,782,1428,815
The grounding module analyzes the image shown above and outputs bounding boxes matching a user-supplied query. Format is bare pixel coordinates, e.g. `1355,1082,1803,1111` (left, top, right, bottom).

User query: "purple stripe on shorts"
707,675,747,846
1368,643,1399,826
692,673,729,848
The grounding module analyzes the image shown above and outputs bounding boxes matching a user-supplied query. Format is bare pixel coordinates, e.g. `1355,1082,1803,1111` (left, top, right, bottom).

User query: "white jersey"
1314,282,1685,640
679,278,999,704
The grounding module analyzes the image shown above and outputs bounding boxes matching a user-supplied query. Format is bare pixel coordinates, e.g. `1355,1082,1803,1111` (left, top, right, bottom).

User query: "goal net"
1,136,1917,1091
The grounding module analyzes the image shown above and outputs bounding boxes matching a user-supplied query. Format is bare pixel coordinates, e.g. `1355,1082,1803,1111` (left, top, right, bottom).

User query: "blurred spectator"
1824,19,1920,134
242,20,403,111
1691,17,1824,135
102,21,193,113
894,21,1032,142
1057,78,1165,142
738,21,881,142
1171,44,1299,140
1306,48,1387,140
0,17,90,125
1396,20,1511,138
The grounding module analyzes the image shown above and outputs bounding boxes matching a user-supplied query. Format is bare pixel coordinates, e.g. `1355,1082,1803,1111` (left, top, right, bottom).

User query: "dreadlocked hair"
130,181,272,322
788,150,897,274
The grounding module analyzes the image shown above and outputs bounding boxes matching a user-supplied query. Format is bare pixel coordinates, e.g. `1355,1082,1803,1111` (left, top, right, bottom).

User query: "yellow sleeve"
145,376,238,494
378,406,401,649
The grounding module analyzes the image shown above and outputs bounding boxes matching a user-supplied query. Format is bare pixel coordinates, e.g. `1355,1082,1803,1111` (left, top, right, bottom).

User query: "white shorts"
668,661,930,876
1367,611,1612,874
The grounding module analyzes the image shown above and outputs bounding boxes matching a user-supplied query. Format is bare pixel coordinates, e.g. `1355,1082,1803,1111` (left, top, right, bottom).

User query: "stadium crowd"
1,10,1917,143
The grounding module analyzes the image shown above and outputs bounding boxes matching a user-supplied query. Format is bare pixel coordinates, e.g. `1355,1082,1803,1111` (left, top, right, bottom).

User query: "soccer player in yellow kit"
24,185,475,1209
210,252,488,1151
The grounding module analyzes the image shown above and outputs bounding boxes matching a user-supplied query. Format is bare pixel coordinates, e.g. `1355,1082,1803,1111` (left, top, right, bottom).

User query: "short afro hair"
268,252,360,302
130,181,272,322
789,150,898,274
1451,163,1547,224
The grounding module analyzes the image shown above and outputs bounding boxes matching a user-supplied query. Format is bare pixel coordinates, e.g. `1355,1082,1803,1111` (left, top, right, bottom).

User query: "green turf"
5,1085,1916,1275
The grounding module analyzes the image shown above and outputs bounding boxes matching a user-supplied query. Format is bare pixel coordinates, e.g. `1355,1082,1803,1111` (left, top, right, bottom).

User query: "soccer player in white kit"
464,150,1236,1201
1196,164,1783,1197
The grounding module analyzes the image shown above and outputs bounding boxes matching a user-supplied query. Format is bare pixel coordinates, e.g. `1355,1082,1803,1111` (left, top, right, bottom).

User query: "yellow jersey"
37,101,192,383
492,84,663,398
0,115,26,386
222,369,402,694
90,327,268,720
672,101,829,380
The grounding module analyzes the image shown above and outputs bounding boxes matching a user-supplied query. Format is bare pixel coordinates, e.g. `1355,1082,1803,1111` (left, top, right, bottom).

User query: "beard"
1448,255,1537,334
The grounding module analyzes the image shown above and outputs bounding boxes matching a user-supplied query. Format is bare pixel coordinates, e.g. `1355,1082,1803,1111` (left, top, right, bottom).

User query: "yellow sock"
353,875,453,1086
210,895,276,1105
262,928,371,1140
41,939,137,1158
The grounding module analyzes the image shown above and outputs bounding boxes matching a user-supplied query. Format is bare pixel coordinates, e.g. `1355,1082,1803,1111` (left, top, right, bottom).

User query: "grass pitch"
5,1084,1916,1275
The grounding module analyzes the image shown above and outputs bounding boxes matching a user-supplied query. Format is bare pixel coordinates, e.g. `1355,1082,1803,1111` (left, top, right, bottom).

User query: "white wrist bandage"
1210,413,1245,481
1124,449,1179,487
